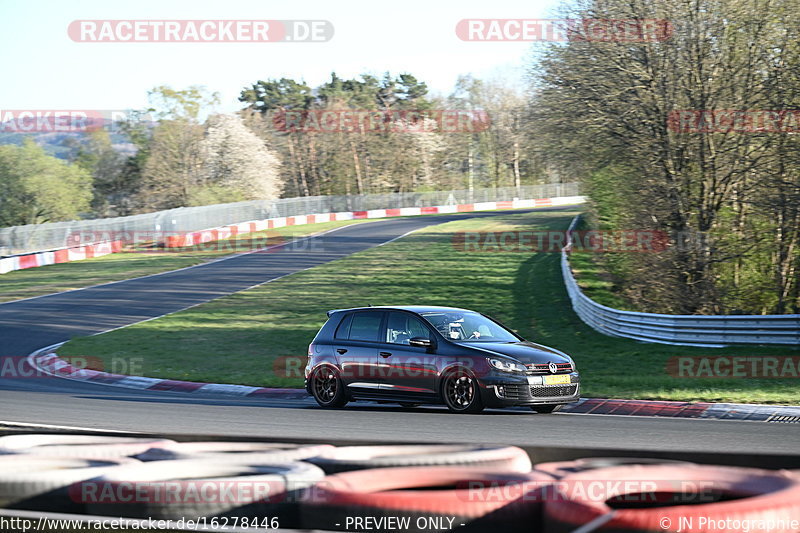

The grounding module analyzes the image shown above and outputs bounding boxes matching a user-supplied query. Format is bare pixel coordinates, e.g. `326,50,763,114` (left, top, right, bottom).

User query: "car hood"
457,341,572,364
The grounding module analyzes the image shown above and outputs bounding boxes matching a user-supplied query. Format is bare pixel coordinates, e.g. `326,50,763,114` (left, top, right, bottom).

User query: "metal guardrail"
561,216,800,347
0,183,579,256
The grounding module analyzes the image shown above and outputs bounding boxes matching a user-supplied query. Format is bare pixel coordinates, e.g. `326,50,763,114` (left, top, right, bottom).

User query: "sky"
0,0,564,114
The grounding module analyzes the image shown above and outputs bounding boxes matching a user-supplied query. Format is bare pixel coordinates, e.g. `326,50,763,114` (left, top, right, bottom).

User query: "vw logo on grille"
548,362,558,374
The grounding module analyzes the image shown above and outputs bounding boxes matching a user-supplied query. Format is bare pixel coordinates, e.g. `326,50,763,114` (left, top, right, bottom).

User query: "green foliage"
0,219,368,302
528,0,800,314
70,130,135,217
148,85,220,120
584,165,636,231
239,78,312,112
59,210,799,403
0,139,92,225
187,183,247,206
240,72,539,197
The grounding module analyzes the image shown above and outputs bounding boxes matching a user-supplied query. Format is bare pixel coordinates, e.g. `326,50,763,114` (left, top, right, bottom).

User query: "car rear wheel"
310,366,348,408
530,404,562,413
441,370,484,414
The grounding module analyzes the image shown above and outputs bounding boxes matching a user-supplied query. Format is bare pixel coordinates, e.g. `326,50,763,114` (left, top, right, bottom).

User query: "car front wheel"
310,366,348,408
441,370,484,414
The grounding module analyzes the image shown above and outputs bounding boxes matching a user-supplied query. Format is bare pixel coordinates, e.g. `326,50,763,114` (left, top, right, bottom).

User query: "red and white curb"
561,398,800,422
28,348,800,421
1,196,585,275
27,346,307,400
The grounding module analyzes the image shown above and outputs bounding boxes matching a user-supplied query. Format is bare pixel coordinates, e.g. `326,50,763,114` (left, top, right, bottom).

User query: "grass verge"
0,219,370,303
567,216,636,310
59,209,800,404
568,251,635,310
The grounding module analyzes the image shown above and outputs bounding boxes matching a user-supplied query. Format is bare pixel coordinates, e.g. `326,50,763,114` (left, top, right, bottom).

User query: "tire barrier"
0,455,137,513
307,445,532,474
0,434,176,459
543,464,800,533
534,457,692,479
3,434,798,532
300,466,555,532
81,459,325,524
135,441,333,464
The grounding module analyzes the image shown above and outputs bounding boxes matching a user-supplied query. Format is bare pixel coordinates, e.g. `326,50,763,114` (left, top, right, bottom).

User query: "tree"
196,114,282,204
147,85,220,121
240,78,314,197
112,109,154,216
528,0,800,314
0,139,92,226
240,78,312,113
240,72,439,197
72,130,130,216
138,117,204,210
136,86,218,210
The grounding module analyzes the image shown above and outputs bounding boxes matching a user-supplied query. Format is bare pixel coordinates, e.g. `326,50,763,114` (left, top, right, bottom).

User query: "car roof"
327,305,474,317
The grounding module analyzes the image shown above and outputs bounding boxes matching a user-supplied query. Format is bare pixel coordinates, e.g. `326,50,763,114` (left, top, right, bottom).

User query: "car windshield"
420,311,519,342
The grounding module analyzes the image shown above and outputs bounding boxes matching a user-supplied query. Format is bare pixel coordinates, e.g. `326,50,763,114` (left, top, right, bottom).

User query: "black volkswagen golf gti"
304,306,580,413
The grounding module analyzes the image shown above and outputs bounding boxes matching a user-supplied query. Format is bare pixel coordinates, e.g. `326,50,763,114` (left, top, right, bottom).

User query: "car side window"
385,312,430,345
334,313,353,340
346,311,384,342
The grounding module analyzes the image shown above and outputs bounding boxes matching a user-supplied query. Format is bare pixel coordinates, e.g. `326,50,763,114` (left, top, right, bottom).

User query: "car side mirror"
409,337,433,348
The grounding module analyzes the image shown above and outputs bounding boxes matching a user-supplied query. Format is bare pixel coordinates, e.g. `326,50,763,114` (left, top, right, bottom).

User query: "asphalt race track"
1,207,798,456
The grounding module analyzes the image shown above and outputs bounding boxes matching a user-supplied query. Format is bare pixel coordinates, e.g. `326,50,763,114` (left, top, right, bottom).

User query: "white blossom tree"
403,117,446,190
196,113,282,204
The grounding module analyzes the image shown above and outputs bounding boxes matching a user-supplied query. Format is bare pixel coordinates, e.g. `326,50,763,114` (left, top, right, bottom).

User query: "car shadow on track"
72,394,311,409
309,404,542,416
74,394,544,416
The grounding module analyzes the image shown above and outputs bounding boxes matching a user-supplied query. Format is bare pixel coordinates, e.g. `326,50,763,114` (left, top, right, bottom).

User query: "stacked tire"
540,463,800,533
307,444,532,474
300,466,553,532
0,435,329,524
301,445,547,532
2,434,799,532
82,459,325,523
0,455,136,513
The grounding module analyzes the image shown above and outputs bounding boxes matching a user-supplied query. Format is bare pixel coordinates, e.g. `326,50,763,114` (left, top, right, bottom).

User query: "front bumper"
480,371,581,407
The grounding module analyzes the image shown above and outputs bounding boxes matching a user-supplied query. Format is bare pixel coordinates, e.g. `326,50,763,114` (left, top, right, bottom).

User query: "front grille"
530,384,578,398
497,383,529,400
526,362,573,375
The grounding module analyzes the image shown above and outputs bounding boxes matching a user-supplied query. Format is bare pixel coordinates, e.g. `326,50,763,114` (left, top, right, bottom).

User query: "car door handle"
336,348,347,354
380,351,392,358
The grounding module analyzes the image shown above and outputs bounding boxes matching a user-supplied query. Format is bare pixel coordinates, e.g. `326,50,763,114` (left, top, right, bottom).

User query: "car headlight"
488,358,526,373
